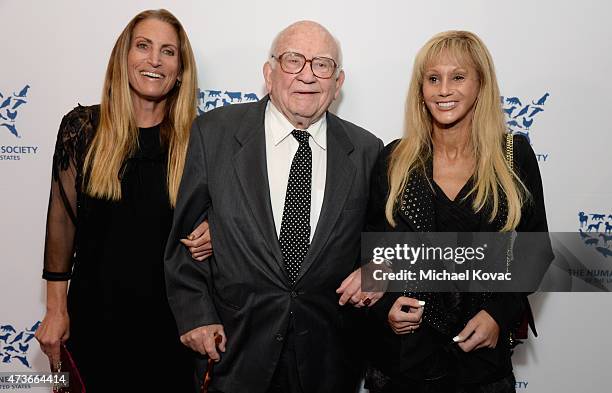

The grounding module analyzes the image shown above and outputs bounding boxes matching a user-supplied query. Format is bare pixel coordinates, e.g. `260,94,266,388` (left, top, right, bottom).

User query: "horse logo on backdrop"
197,89,260,115
0,85,30,138
0,321,40,368
501,93,550,162
578,211,612,258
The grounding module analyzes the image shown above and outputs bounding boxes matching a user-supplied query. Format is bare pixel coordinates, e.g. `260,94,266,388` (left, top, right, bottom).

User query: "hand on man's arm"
181,219,213,261
336,267,384,308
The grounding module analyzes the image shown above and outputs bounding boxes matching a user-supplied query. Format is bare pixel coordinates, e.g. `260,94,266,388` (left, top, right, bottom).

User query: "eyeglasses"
271,51,339,79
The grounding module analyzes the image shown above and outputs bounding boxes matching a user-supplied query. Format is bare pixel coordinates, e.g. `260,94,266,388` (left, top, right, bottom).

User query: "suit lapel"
233,97,286,281
295,113,356,284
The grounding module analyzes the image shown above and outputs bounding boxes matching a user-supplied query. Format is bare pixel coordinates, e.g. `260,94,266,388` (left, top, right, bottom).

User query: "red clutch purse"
50,344,86,393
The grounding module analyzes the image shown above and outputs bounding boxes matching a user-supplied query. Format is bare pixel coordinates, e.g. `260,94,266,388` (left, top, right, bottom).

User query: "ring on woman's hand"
362,297,372,306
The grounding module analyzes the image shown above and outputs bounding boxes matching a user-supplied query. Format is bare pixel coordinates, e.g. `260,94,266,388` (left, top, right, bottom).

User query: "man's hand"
180,324,226,361
336,267,383,308
388,296,424,335
454,310,500,352
181,220,212,261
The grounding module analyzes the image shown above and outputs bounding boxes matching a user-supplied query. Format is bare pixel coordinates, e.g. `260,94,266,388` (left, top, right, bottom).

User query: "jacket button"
275,333,284,342
290,291,298,298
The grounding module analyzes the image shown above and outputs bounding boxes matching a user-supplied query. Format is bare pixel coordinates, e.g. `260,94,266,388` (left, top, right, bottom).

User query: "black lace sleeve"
42,105,98,281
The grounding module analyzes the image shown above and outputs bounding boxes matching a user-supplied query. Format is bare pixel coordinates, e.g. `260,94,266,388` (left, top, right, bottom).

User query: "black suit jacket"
165,96,383,393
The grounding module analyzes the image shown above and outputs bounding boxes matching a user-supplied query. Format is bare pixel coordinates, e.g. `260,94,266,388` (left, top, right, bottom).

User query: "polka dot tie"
279,130,312,284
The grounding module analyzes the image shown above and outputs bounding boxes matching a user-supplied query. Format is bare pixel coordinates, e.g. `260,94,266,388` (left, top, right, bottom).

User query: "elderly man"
165,21,382,393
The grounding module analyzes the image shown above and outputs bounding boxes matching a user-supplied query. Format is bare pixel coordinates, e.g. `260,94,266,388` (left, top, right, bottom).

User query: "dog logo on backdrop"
0,85,30,138
0,321,40,368
578,211,612,258
500,93,549,144
196,89,259,116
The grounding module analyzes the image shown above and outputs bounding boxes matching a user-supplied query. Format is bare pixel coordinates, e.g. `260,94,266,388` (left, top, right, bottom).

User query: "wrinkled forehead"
276,26,339,60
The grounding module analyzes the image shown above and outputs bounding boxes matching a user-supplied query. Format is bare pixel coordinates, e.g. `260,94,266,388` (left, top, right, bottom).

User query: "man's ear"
334,70,345,100
263,61,273,93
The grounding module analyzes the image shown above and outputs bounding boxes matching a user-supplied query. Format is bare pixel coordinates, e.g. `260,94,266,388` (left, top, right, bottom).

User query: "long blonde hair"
83,9,197,207
386,30,527,231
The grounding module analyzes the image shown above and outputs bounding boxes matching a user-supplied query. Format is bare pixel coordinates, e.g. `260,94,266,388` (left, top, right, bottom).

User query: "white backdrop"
1,0,611,391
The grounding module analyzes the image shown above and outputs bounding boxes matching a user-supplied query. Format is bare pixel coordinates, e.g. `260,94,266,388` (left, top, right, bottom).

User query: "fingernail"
453,336,461,342
418,301,426,306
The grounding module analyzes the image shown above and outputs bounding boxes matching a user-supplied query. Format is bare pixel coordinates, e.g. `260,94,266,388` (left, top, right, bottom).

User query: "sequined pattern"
396,165,460,335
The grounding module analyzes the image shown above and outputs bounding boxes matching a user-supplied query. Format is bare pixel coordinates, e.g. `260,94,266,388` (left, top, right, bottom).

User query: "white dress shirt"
265,101,327,242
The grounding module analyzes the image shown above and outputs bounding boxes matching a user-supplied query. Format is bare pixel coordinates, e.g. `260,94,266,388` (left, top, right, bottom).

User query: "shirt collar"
266,101,327,150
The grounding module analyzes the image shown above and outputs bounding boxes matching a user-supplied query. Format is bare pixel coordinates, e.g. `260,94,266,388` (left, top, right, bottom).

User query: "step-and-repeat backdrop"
1,0,610,391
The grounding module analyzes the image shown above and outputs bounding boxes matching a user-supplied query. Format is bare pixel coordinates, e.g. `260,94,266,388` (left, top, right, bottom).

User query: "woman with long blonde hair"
35,9,209,391
366,31,550,392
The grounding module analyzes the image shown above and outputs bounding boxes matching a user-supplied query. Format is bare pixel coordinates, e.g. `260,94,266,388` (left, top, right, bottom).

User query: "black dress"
43,105,194,392
365,135,553,393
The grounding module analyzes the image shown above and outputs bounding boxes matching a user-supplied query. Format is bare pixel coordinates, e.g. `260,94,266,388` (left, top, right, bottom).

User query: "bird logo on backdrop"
501,93,549,144
501,93,550,162
196,89,259,116
0,85,30,138
0,321,40,368
578,211,612,258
